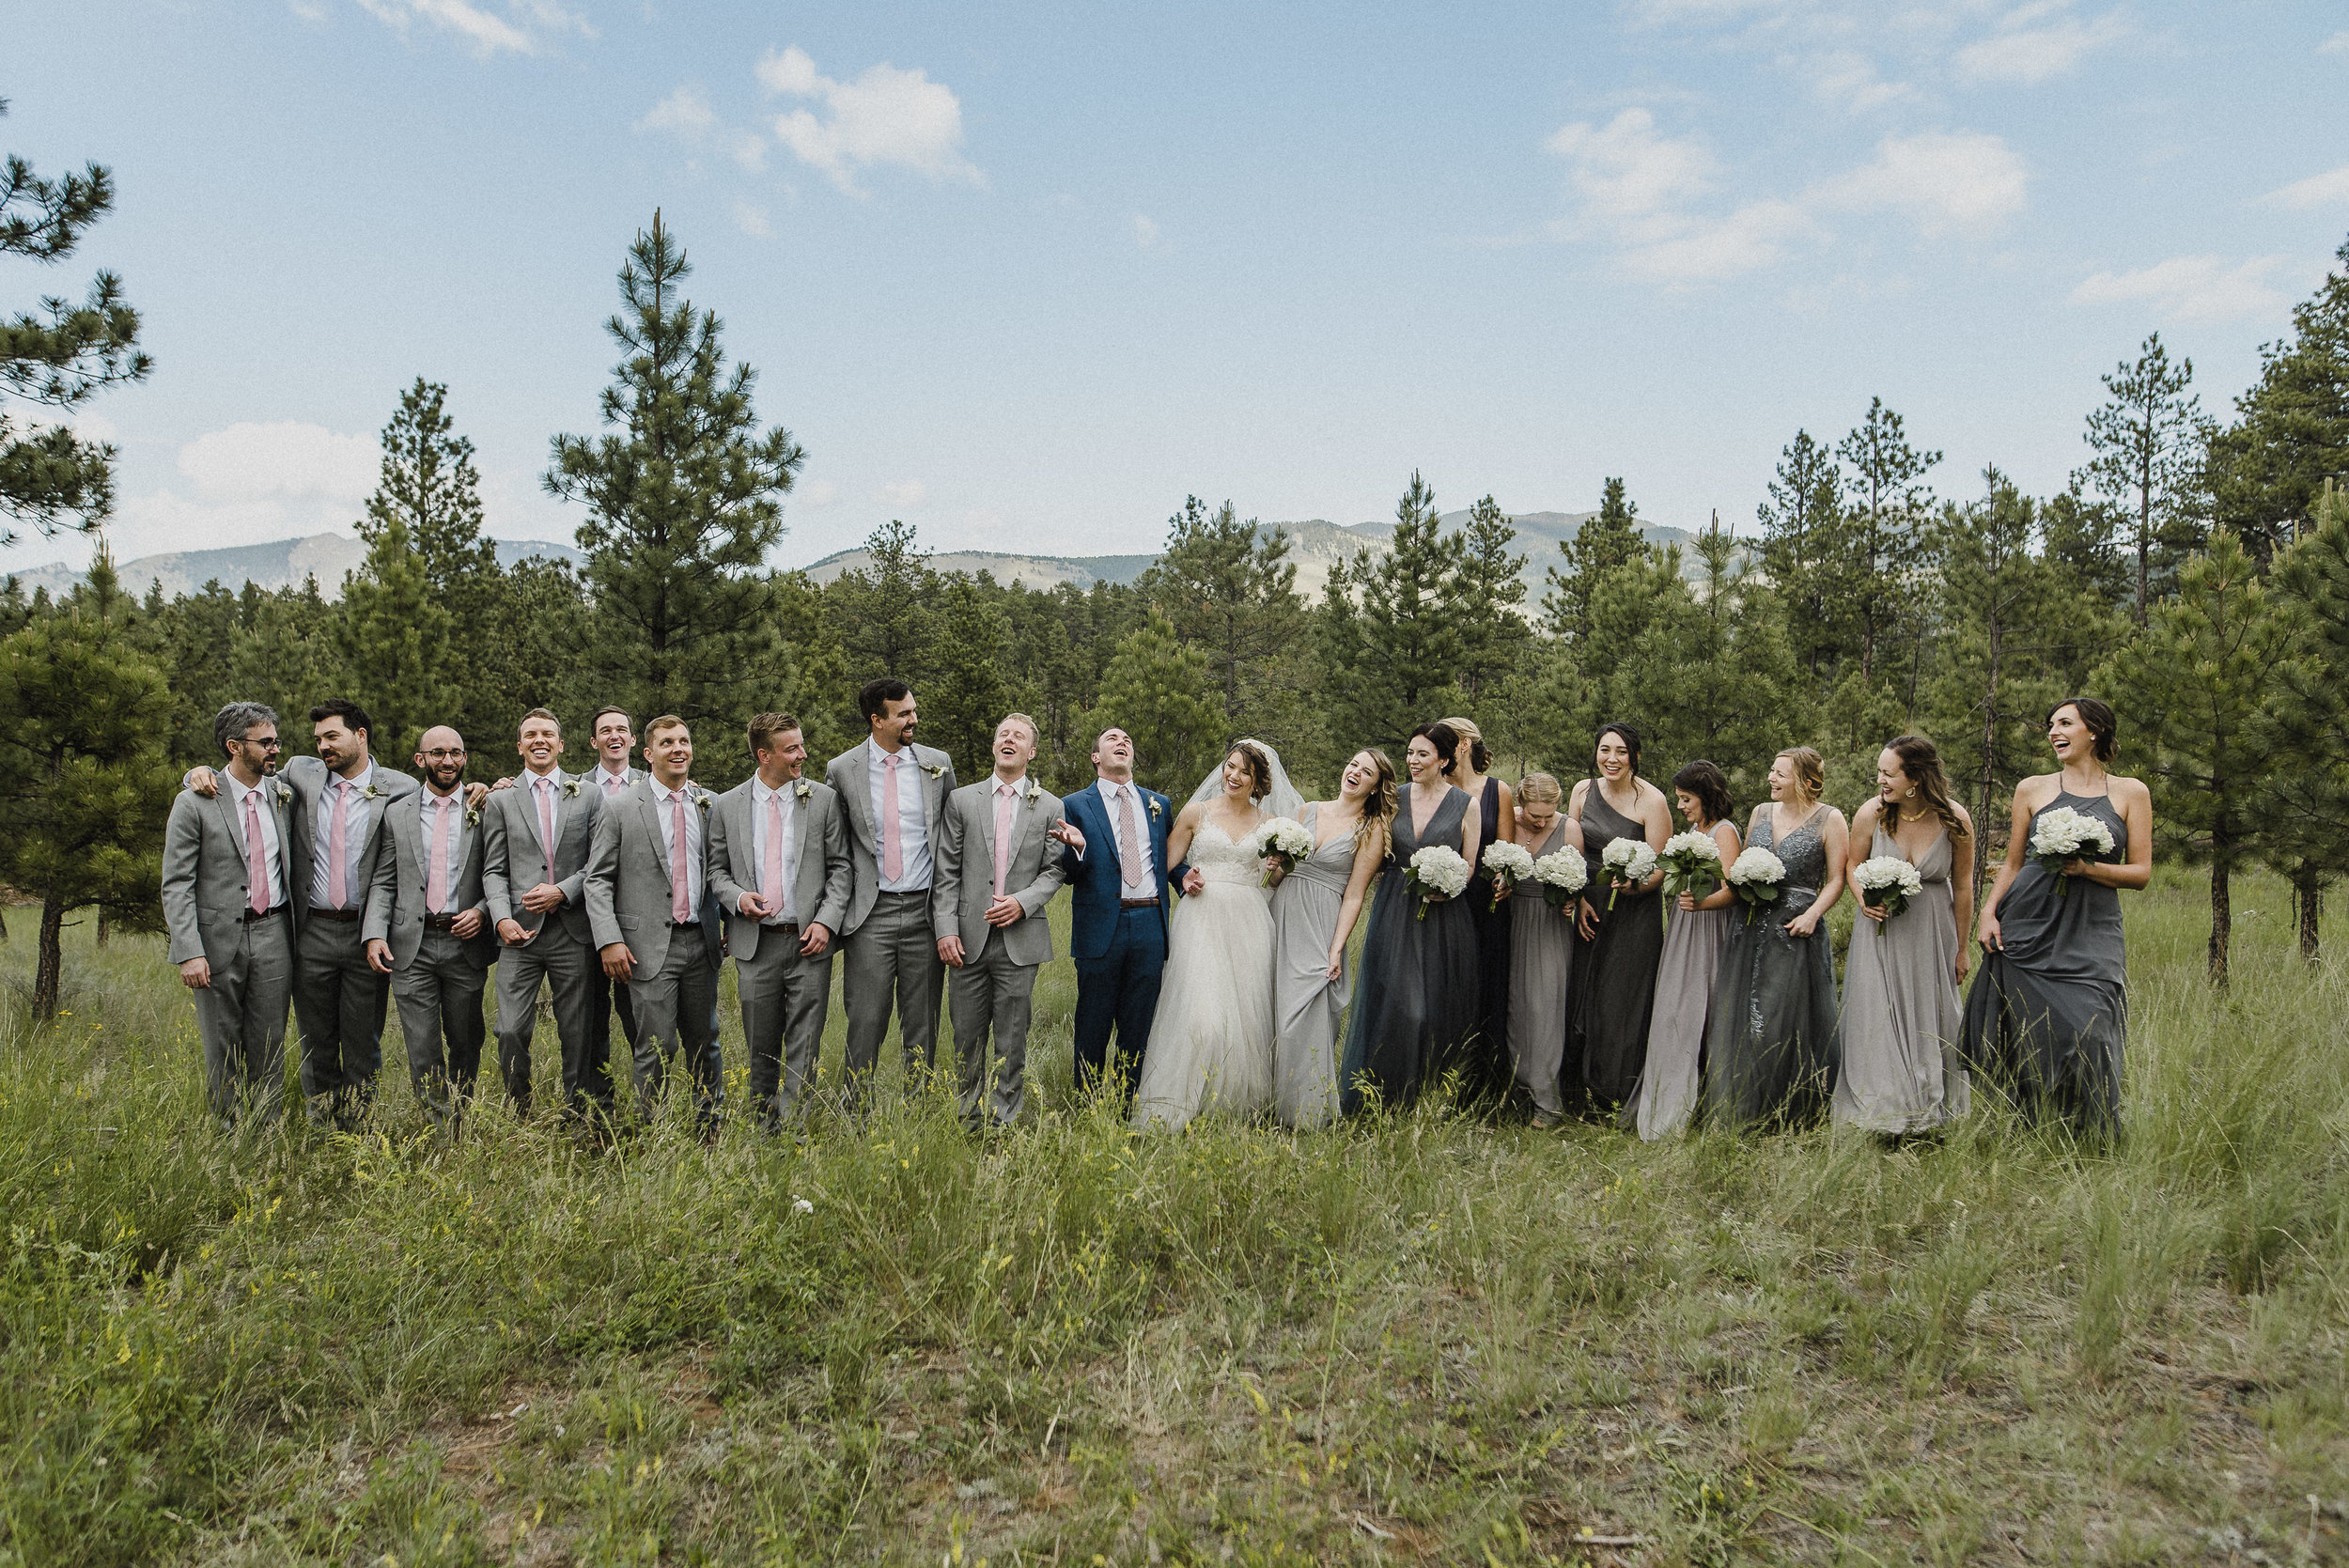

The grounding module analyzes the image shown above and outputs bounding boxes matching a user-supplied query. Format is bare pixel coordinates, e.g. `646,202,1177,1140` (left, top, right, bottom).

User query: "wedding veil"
1185,738,1306,821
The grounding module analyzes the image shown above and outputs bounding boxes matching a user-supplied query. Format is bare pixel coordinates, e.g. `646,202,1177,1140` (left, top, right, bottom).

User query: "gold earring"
1906,787,1917,800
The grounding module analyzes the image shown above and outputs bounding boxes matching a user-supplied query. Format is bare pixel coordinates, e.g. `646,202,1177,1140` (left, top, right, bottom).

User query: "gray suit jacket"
707,776,854,961
364,787,496,971
823,738,957,935
275,754,418,915
161,775,309,965
481,768,603,945
931,777,1068,968
585,779,718,974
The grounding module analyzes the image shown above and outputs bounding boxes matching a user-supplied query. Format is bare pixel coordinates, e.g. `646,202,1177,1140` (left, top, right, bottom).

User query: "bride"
1131,739,1302,1129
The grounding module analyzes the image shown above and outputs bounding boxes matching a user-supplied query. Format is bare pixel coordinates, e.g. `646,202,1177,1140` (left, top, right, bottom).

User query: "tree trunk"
34,891,66,1020
2299,877,2322,963
2208,854,2232,988
95,908,109,948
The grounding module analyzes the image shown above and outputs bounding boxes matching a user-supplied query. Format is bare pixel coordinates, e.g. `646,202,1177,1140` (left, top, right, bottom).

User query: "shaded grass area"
3,870,2346,1565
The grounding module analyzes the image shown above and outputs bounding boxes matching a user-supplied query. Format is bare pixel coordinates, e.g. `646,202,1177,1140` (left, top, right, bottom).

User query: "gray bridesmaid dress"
1702,804,1841,1127
1631,858,1733,1141
1270,801,1356,1129
1506,816,1576,1117
1833,822,1968,1134
1339,784,1478,1114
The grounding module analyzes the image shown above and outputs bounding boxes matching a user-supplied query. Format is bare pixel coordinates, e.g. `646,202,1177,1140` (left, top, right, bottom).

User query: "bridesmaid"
1834,736,1976,1135
1631,760,1741,1141
1703,745,1848,1128
1268,750,1392,1128
1441,715,1517,1104
1960,698,2150,1132
1566,722,1672,1111
1339,722,1483,1114
1505,773,1582,1129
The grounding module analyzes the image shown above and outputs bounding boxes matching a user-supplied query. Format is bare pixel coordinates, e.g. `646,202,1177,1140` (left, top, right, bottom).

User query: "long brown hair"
1348,749,1399,860
1886,734,1968,846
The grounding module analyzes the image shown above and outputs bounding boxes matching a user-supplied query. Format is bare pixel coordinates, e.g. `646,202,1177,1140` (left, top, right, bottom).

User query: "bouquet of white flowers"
2030,805,2115,898
1599,837,1658,910
1250,815,1313,887
1724,846,1788,927
1657,829,1724,900
1532,848,1589,909
1852,853,1925,918
1481,840,1536,911
1405,844,1471,920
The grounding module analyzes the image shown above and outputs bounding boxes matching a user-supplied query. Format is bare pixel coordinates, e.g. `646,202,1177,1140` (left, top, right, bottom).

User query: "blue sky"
8,0,2348,574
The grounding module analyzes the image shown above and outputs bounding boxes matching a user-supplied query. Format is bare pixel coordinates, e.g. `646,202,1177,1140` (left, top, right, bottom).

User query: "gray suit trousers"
394,930,489,1126
295,916,391,1124
193,912,294,1131
625,924,722,1125
494,932,607,1118
949,929,1037,1127
843,889,944,1102
738,928,833,1128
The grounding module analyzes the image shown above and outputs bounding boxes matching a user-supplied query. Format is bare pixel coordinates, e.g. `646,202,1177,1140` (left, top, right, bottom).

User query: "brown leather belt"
1120,896,1159,909
311,907,361,923
423,912,462,931
763,922,801,935
667,919,702,930
240,904,288,924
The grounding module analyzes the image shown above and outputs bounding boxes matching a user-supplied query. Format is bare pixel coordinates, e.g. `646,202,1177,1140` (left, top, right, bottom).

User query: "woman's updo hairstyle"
1776,745,1826,801
1517,771,1563,807
1224,740,1273,802
1439,715,1492,774
2049,697,2118,763
1595,721,1643,777
1671,759,1734,827
1409,722,1462,774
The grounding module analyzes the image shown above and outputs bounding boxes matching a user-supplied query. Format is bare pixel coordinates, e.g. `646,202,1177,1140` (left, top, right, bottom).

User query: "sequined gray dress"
1702,805,1841,1127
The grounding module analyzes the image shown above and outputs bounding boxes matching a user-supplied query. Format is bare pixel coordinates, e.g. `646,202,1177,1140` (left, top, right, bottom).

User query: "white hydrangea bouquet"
1599,838,1658,909
1852,854,1925,918
1532,848,1588,909
1724,846,1788,927
1405,844,1471,920
1657,830,1724,901
2030,805,2115,897
1249,815,1313,887
1481,841,1536,911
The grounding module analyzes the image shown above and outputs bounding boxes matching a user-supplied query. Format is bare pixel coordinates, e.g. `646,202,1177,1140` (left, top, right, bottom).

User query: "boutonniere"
793,779,813,802
362,782,382,801
1146,798,1163,821
272,779,292,805
464,807,481,828
563,777,582,799
695,790,711,813
921,762,945,780
1021,781,1042,804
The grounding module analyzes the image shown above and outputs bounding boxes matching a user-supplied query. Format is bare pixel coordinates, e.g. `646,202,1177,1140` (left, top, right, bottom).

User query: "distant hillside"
5,534,585,601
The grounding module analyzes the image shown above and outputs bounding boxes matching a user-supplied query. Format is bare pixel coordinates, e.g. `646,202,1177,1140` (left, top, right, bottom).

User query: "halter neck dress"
1701,803,1841,1127
1339,783,1477,1114
1833,819,1968,1133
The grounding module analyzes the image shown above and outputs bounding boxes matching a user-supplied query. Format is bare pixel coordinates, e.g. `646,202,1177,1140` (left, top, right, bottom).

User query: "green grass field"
3,869,2345,1566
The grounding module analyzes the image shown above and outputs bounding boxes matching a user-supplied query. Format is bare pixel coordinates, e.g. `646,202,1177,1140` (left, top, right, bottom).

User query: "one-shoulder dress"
1339,784,1478,1114
1270,801,1357,1128
1566,785,1665,1109
1833,822,1968,1134
1702,805,1841,1127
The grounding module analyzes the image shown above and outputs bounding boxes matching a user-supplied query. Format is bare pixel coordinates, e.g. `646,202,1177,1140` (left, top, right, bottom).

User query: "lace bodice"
1754,806,1830,895
1190,819,1270,888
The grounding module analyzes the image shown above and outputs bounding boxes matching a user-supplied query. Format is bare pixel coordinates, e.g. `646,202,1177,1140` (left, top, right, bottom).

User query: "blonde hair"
1350,749,1399,860
1438,715,1490,774
1517,771,1563,806
997,711,1039,745
1776,745,1825,802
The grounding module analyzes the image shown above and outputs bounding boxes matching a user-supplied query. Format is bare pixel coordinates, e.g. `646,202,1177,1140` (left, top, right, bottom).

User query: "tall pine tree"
2078,333,2202,624
1140,496,1304,733
1754,429,1843,679
2207,238,2349,567
1448,495,1532,701
337,513,455,762
1836,398,1940,682
1329,472,1461,749
1096,608,1218,794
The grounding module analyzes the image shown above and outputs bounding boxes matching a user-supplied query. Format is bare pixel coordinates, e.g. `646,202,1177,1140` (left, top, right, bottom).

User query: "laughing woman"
1959,698,2150,1132
1565,722,1672,1112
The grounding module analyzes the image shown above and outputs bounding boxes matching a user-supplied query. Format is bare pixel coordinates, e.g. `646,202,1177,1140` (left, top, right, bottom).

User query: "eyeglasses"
247,737,282,750
421,749,467,761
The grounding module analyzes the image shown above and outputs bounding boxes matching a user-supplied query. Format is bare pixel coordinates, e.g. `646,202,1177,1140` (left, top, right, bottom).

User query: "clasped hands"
939,894,1025,968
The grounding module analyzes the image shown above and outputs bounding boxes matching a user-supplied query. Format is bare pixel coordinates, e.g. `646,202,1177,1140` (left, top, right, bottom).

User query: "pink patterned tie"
326,777,351,908
761,791,786,918
245,791,269,915
603,769,625,799
1117,786,1145,890
992,780,1016,899
669,791,692,924
427,795,452,912
536,777,557,887
880,753,903,882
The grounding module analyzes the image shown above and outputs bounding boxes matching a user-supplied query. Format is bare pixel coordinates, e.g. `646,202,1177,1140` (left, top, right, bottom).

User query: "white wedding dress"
1132,819,1278,1130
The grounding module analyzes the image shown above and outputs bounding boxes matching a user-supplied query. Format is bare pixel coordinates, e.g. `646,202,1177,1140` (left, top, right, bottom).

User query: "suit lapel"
637,784,665,876
517,771,554,862
217,788,248,865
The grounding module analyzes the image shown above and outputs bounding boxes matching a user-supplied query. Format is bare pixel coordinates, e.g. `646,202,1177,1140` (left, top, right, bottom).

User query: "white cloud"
2071,255,2292,324
877,479,928,509
757,46,982,196
1819,130,2029,235
733,200,771,238
178,422,377,505
1954,7,2129,85
1630,199,1815,281
795,479,839,508
636,85,716,138
2320,30,2349,54
1545,109,1716,233
1132,214,1160,249
352,0,591,56
2262,164,2349,211
1803,51,1914,113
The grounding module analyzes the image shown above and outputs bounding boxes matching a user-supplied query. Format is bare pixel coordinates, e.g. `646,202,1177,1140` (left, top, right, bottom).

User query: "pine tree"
770,568,853,764
832,520,939,688
226,580,339,762
1545,477,1644,645
1754,430,1843,678
1330,473,1462,749
1448,495,1532,700
2262,481,2349,960
2208,239,2349,567
1836,398,1941,681
925,575,1011,783
545,211,805,735
0,547,175,1017
2078,333,2202,625
1096,608,1218,795
1139,496,1304,734
2106,530,2301,986
336,513,455,761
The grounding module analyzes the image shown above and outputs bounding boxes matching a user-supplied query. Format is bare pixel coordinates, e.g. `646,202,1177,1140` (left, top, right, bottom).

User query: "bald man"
363,725,498,1127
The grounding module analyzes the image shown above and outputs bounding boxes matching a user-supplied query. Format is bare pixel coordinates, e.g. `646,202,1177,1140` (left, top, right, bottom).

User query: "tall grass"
2,869,2345,1564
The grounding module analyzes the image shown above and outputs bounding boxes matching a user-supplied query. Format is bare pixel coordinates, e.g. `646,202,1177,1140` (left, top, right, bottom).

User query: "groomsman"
826,678,957,1108
932,713,1070,1128
583,706,649,1054
708,712,853,1131
585,715,724,1129
1054,727,1184,1104
162,702,305,1130
482,707,609,1121
363,724,496,1128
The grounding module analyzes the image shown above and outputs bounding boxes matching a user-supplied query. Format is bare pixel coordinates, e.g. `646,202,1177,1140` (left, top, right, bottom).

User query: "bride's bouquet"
2030,805,2114,897
1481,841,1536,911
1532,848,1588,909
1853,854,1925,919
1249,816,1313,887
1724,846,1788,927
1405,845,1471,920
1599,838,1658,910
1657,830,1724,901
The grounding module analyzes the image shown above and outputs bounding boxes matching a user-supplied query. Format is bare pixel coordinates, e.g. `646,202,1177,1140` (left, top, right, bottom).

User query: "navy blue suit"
1059,780,1189,1102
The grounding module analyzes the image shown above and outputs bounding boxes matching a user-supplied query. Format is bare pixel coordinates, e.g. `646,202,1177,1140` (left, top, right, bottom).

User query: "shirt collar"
754,776,797,802
995,773,1025,796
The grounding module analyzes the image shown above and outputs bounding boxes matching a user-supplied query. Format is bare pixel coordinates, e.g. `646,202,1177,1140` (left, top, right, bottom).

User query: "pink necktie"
245,791,269,915
761,791,786,916
327,778,351,908
880,753,903,882
992,782,1016,899
536,777,557,886
669,791,692,923
1117,786,1145,889
427,796,452,912
603,770,624,798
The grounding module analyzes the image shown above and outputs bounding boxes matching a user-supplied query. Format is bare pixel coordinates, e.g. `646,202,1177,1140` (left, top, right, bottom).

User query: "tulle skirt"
1132,878,1277,1129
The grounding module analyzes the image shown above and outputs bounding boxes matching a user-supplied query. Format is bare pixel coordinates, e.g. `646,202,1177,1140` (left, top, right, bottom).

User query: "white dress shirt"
749,778,801,925
225,770,285,909
1094,778,1159,901
308,760,381,910
521,767,564,861
594,762,634,800
653,784,707,912
419,788,467,913
867,740,933,892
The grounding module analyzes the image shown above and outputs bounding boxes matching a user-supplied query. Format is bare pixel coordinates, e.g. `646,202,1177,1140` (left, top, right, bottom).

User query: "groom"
1054,727,1197,1104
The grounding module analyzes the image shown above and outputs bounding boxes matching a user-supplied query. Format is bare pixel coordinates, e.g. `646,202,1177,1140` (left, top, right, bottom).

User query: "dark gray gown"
1959,790,2128,1131
1567,785,1665,1109
1463,777,1514,1102
1702,804,1841,1127
1340,784,1477,1114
